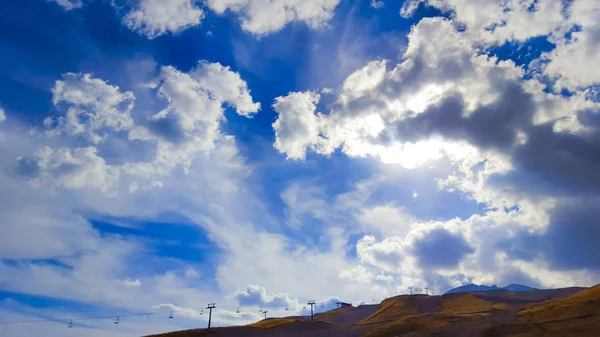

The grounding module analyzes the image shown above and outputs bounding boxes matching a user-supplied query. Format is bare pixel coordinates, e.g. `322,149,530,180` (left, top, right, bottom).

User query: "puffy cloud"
190,62,261,117
205,0,341,35
19,61,260,196
398,0,599,91
21,146,120,195
543,1,600,90
0,107,5,122
126,61,259,178
357,235,405,272
400,0,566,45
272,91,324,159
50,73,135,143
47,0,83,10
122,0,205,39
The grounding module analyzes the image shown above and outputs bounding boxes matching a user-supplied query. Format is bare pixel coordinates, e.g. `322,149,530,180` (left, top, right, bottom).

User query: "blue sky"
1,0,600,336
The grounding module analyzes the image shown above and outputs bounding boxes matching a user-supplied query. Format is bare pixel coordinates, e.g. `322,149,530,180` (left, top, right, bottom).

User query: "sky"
0,0,599,335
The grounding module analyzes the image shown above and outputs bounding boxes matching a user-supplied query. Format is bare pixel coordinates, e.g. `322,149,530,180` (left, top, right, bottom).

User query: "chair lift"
68,320,73,328
200,309,204,315
236,307,240,314
302,305,306,310
285,305,288,311
169,312,174,319
259,306,263,312
114,317,120,325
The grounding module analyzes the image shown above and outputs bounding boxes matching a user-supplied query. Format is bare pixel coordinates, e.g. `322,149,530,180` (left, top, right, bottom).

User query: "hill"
147,284,597,337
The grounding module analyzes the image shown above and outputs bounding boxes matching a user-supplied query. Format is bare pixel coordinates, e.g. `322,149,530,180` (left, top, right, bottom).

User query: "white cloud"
51,73,135,143
205,0,341,35
122,0,205,39
272,91,324,159
47,0,83,10
370,0,384,9
543,1,600,90
0,107,5,122
190,61,261,116
25,146,120,195
400,0,566,45
118,278,142,288
126,61,259,179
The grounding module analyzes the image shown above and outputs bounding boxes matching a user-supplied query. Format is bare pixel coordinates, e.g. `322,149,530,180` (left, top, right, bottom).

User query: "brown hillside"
315,304,379,326
358,295,439,325
146,284,600,337
514,283,600,336
248,318,306,329
441,293,510,315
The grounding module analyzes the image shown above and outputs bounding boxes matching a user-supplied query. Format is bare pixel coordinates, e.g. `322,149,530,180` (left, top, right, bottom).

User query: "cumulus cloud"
543,1,600,90
50,73,135,143
272,91,324,159
21,146,120,195
400,0,566,45
19,61,260,196
122,0,205,39
205,0,341,35
0,107,5,122
52,0,342,37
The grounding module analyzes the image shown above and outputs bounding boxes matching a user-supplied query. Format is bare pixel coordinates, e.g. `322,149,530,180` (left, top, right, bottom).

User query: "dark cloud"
389,80,536,150
12,156,40,178
412,228,474,268
146,114,187,144
500,198,600,271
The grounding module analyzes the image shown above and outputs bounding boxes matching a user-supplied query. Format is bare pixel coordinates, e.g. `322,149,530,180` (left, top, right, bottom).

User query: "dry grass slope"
515,284,600,336
146,284,600,337
358,295,439,325
442,293,510,315
247,318,305,329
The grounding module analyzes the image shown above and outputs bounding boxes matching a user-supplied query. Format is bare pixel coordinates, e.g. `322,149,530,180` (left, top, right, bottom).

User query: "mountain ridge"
445,283,537,294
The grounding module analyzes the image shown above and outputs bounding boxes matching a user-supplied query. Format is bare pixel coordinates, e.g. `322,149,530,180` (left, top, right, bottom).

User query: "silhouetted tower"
263,310,268,319
408,286,413,295
206,303,216,329
336,301,342,309
307,301,316,320
425,286,430,295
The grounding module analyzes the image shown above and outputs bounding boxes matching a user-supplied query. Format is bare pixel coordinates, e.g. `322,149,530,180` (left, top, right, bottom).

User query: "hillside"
147,284,597,337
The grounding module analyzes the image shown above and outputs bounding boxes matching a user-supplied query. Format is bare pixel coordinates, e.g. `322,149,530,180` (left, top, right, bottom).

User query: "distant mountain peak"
445,283,537,294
